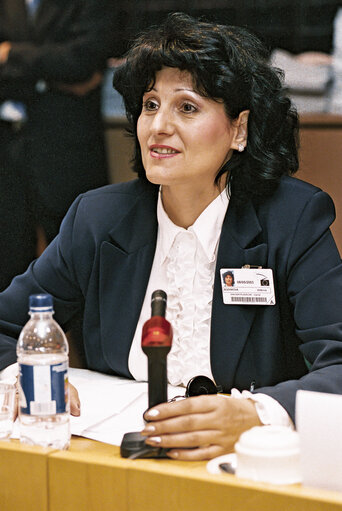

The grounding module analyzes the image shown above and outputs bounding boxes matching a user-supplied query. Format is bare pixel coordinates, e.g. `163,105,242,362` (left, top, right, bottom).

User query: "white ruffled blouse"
128,188,228,386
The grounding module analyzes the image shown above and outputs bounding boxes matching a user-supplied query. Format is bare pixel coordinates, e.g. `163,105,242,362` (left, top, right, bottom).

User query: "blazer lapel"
211,197,268,391
99,184,159,377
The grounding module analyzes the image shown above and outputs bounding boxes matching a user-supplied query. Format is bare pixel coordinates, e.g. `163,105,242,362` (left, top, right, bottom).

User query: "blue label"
19,362,68,415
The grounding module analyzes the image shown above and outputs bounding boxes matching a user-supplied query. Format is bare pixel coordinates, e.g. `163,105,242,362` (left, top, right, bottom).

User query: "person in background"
0,12,342,460
0,0,117,290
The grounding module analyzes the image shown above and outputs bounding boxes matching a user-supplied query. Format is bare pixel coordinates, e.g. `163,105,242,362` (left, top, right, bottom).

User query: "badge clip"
242,265,262,269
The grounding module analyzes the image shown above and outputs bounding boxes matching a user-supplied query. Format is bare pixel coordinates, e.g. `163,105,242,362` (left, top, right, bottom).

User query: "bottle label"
19,361,69,415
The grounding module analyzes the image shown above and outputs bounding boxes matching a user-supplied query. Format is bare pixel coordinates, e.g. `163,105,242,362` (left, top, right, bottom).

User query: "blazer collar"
224,195,263,251
107,182,159,254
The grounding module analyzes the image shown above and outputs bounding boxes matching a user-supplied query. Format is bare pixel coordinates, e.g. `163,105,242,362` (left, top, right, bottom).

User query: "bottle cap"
29,294,53,312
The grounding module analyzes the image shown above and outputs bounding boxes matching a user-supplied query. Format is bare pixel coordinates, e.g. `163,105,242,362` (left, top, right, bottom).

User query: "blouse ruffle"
166,230,216,386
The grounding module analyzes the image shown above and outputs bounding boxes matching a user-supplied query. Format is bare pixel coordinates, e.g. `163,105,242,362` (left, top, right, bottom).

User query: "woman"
222,271,235,287
0,13,342,460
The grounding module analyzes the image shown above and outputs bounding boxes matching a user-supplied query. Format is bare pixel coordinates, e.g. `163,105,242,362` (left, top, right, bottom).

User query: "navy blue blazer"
1,176,342,422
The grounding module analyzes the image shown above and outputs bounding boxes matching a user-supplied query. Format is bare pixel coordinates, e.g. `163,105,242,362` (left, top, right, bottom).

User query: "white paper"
69,368,182,445
69,369,147,435
296,390,342,492
11,368,183,445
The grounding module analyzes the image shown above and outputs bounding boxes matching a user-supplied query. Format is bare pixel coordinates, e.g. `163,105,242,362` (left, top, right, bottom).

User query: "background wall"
112,0,341,56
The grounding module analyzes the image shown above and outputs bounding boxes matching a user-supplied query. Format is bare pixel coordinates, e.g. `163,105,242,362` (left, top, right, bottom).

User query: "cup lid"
235,425,300,455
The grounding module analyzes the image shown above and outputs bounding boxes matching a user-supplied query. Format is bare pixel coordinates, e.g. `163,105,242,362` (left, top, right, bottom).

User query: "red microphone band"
141,316,172,348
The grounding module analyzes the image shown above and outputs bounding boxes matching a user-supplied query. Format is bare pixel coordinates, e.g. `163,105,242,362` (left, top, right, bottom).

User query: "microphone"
141,290,172,409
120,290,172,458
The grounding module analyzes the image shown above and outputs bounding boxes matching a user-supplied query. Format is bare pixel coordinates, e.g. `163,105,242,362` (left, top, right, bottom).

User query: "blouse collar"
157,187,229,264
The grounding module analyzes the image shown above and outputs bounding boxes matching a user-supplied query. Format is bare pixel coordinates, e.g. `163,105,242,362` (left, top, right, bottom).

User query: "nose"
150,107,174,136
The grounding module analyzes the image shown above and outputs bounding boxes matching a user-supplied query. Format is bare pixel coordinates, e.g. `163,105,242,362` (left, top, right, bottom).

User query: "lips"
149,145,180,158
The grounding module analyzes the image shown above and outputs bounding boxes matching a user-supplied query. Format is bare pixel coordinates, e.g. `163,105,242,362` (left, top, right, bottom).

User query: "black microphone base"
120,431,169,459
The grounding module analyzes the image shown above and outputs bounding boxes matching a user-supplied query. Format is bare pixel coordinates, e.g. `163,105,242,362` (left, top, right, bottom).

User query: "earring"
238,143,244,152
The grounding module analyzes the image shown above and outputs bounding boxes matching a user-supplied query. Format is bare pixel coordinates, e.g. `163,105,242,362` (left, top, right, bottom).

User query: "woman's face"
137,67,237,189
225,274,233,286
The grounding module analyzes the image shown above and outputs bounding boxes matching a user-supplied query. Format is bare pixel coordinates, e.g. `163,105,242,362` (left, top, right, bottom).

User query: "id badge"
220,268,276,305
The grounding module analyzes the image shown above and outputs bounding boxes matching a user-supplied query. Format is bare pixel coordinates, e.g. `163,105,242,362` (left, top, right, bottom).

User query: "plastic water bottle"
17,294,70,449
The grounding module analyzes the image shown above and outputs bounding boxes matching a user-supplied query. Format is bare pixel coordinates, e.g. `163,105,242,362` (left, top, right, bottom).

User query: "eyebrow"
148,87,196,93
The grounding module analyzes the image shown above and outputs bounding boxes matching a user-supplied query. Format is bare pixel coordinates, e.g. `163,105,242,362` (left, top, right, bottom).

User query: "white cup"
0,383,16,439
235,425,302,485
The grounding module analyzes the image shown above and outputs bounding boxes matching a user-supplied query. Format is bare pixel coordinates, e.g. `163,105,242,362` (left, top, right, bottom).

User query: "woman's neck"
161,181,225,229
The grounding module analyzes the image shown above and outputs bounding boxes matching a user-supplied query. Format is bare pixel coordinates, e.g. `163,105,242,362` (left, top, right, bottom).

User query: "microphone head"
151,289,167,302
151,290,167,317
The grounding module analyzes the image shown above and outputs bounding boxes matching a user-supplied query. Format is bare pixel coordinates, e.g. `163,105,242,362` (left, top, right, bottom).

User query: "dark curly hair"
113,12,299,204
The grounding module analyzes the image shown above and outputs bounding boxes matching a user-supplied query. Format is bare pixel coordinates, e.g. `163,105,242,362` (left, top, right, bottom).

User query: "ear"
231,110,249,152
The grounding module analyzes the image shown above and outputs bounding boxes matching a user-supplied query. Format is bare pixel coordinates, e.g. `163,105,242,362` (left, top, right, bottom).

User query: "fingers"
144,395,217,422
69,382,81,416
141,395,261,460
144,426,234,461
143,410,216,438
144,428,218,449
141,396,235,460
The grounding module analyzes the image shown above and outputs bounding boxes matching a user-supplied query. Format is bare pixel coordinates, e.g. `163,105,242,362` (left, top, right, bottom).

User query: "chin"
145,169,172,186
145,172,162,185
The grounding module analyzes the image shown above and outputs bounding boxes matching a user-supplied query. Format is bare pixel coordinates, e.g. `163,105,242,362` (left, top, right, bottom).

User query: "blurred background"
111,0,340,56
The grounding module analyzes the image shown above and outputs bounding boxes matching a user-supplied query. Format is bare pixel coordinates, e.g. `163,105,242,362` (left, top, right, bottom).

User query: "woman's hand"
69,382,81,416
13,381,81,419
141,395,261,461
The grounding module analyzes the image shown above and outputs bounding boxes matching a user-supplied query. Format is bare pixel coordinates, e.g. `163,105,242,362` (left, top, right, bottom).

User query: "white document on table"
69,368,182,446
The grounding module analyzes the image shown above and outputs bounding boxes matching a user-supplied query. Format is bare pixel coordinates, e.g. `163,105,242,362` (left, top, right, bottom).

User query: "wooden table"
1,437,342,511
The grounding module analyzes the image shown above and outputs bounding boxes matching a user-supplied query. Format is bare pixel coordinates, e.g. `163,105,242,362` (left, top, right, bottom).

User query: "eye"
142,99,158,111
181,102,197,113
